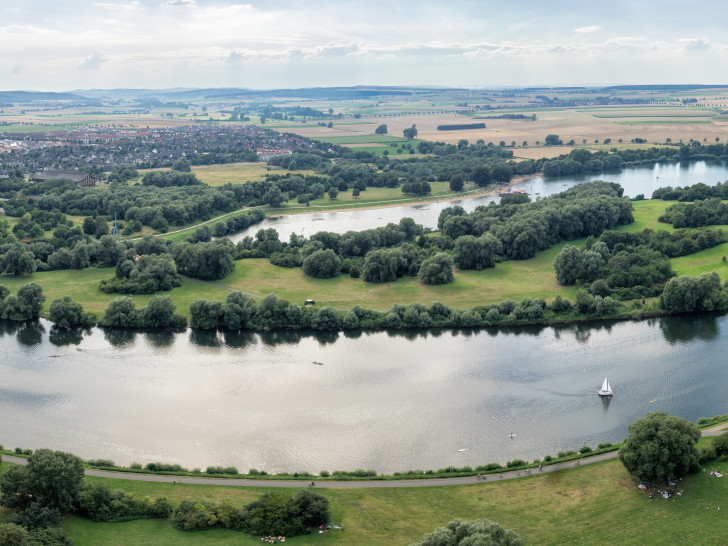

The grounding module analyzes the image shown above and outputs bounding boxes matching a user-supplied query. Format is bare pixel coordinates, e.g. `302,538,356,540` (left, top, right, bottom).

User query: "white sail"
599,377,613,396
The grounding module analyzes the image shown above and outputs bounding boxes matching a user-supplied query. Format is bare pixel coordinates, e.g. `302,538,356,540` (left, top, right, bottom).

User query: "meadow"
4,452,728,545
4,199,728,319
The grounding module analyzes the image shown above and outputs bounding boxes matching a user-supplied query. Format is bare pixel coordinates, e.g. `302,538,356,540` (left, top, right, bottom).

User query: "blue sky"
2,0,728,91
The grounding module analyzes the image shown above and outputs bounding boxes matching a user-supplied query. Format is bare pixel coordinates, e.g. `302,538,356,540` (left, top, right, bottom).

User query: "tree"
619,411,700,482
449,174,464,192
553,245,582,285
94,217,109,238
82,216,96,235
0,449,85,512
1,283,46,321
660,272,724,312
49,296,95,328
327,187,338,200
473,165,491,187
264,186,285,208
403,126,418,140
1,245,36,276
362,249,405,283
190,299,224,329
101,297,138,327
453,233,502,270
223,291,258,330
419,253,453,285
171,157,192,172
142,294,179,328
412,517,523,546
302,249,341,279
544,135,564,146
375,124,388,135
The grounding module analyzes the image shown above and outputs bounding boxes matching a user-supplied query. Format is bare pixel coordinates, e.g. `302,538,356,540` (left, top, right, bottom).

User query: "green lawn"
50,456,728,545
0,268,231,318
219,242,578,310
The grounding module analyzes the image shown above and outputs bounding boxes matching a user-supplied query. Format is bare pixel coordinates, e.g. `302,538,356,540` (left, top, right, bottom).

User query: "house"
33,170,100,187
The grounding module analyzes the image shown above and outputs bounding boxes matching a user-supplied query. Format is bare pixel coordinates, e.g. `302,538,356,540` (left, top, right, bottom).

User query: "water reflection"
659,313,723,344
144,330,176,348
16,321,44,347
221,329,257,348
189,329,222,347
103,328,136,347
49,326,88,346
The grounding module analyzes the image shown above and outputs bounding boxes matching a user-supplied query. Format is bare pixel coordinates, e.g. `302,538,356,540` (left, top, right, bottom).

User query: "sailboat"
598,377,613,397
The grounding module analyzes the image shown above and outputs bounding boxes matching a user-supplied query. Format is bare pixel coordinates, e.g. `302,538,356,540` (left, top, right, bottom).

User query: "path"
3,423,724,489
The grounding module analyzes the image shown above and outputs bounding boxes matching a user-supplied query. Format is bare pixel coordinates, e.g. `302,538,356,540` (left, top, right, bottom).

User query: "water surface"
1,314,726,473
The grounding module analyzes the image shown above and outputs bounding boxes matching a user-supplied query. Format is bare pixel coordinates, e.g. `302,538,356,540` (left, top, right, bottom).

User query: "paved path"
4,423,724,489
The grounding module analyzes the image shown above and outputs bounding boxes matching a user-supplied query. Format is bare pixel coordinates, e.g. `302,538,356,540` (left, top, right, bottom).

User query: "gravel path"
3,423,724,489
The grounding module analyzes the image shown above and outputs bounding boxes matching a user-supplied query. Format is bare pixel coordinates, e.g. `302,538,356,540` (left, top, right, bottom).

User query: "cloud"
79,50,108,70
681,38,711,53
166,0,195,5
574,26,600,33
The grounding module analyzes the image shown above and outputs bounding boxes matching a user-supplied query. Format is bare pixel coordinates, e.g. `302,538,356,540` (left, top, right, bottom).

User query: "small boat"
312,361,324,366
598,377,613,397
458,448,468,452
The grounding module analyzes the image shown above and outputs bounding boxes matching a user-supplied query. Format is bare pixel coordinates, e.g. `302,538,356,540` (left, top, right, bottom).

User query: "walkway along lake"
230,160,728,241
1,313,727,474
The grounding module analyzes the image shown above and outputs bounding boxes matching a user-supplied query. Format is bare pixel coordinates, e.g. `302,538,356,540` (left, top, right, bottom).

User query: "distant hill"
0,91,87,102
63,85,459,101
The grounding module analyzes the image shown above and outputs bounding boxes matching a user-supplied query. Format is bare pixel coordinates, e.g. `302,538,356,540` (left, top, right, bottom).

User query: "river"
230,160,728,242
1,314,726,474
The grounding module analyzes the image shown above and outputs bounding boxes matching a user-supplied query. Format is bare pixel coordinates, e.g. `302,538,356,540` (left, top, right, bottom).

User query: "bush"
506,459,527,468
579,446,593,454
597,443,613,449
302,249,341,279
419,253,453,285
412,517,522,546
712,433,728,457
699,445,717,465
319,470,330,478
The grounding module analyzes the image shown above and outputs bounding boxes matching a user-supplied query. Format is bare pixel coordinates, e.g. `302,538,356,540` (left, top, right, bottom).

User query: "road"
3,423,724,489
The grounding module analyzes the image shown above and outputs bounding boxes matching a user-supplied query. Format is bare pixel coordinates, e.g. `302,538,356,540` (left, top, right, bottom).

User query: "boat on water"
498,189,528,197
598,377,613,397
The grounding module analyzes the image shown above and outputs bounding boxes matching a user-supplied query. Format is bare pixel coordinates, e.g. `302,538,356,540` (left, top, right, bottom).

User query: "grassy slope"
50,457,728,545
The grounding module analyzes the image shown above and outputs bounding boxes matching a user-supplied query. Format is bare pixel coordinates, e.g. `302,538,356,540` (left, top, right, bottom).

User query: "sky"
3,0,728,91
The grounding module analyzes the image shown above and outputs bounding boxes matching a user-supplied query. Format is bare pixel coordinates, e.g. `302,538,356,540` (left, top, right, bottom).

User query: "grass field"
9,454,725,545
213,241,579,310
5,199,728,316
0,268,232,318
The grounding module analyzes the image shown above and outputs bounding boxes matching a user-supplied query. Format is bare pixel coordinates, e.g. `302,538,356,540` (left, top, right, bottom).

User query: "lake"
1,313,726,474
230,160,728,242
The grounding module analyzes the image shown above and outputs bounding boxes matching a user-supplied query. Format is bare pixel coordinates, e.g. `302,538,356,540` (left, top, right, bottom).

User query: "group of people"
260,536,285,544
709,469,723,477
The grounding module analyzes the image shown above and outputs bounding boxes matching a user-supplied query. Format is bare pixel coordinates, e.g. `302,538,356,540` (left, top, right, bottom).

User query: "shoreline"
265,173,538,218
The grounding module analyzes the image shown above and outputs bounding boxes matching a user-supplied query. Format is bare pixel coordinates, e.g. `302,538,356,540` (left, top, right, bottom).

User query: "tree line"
0,448,329,542
553,227,727,299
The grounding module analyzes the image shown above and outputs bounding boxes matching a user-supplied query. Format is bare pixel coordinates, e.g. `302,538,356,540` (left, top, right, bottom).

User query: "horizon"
4,1,728,91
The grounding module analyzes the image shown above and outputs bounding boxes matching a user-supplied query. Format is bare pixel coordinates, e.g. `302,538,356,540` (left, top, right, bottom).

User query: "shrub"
506,459,527,468
597,442,613,449
712,433,728,457
319,470,330,478
579,446,593,454
699,445,717,465
86,459,115,467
